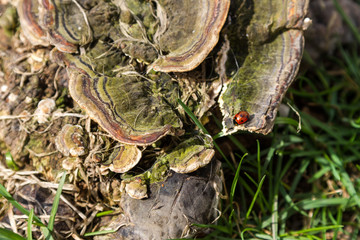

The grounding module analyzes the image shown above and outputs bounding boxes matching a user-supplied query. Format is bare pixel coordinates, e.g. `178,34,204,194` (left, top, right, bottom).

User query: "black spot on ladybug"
233,111,249,125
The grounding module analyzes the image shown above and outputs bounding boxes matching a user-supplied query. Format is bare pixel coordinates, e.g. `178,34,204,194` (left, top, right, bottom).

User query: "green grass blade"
27,209,34,240
40,172,67,240
228,208,235,234
0,184,44,227
243,172,258,187
245,175,266,223
333,0,360,44
96,210,114,217
84,230,118,237
240,228,261,240
192,223,232,234
5,152,19,171
0,228,27,240
327,148,360,208
262,197,356,228
40,227,53,240
289,159,310,196
279,185,308,218
272,193,278,240
228,135,248,153
230,153,247,205
256,140,261,183
280,225,343,237
177,99,235,172
48,172,67,232
262,146,275,176
177,99,209,135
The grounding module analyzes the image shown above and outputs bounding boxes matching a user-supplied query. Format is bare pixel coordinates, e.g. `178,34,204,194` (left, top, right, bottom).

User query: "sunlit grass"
184,4,360,240
0,172,67,240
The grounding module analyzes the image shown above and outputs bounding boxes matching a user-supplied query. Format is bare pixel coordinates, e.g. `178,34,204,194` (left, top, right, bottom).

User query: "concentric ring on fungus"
148,0,230,73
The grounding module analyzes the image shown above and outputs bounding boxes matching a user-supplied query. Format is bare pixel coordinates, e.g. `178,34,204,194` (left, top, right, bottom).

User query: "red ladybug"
233,111,249,125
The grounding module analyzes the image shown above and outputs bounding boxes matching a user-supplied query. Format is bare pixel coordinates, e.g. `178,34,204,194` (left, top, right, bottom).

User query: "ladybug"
233,111,249,125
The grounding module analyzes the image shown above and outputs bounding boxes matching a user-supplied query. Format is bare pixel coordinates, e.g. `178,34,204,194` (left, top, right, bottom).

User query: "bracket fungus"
51,49,182,146
148,0,230,72
219,0,309,135
55,124,87,157
167,134,215,174
5,0,310,237
13,0,309,191
17,0,49,46
108,145,142,173
18,0,92,52
39,0,93,52
16,0,308,139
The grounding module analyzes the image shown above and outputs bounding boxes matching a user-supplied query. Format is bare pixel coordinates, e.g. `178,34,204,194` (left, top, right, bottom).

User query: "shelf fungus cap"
122,178,148,200
51,50,182,146
166,134,215,174
108,145,142,173
219,0,308,135
148,0,230,73
68,70,181,145
17,0,92,52
55,124,87,157
38,0,93,53
17,0,49,46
